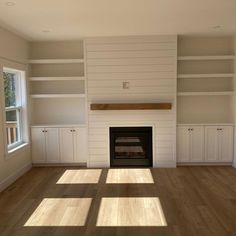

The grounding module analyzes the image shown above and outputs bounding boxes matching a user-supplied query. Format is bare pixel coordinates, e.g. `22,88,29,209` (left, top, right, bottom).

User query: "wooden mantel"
90,103,172,110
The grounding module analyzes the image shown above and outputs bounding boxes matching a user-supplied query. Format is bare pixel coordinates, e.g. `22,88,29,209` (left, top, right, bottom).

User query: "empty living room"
0,1,236,235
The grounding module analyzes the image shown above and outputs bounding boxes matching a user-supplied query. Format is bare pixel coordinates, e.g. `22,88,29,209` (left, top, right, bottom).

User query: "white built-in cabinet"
177,125,234,163
177,126,204,162
32,126,87,164
205,126,234,162
32,128,60,163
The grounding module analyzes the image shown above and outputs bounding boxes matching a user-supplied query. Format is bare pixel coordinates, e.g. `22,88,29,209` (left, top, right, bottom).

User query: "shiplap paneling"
86,36,177,168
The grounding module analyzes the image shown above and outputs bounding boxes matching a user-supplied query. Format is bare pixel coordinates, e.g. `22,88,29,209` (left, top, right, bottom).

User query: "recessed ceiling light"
5,1,16,6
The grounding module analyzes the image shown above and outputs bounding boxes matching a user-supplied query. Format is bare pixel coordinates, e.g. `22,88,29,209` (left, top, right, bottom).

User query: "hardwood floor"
0,166,236,236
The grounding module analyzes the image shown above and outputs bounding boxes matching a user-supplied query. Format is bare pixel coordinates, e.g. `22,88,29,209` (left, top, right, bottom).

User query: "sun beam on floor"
24,198,92,226
106,169,154,184
96,197,167,227
56,169,102,184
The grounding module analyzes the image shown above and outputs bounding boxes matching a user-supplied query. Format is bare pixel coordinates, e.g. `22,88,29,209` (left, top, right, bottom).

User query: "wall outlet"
123,81,130,89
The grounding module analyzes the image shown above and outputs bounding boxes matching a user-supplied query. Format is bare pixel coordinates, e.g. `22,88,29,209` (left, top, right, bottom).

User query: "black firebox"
110,127,153,167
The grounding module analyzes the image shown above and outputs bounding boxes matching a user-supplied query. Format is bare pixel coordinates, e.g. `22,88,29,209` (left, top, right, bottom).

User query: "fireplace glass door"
110,127,152,167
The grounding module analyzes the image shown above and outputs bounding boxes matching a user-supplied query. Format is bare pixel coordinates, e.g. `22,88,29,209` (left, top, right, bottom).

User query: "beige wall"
0,27,31,190
234,36,236,167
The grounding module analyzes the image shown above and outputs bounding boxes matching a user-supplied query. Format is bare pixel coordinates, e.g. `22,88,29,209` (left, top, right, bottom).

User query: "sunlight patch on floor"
106,169,154,184
24,198,92,226
57,169,102,184
96,197,167,226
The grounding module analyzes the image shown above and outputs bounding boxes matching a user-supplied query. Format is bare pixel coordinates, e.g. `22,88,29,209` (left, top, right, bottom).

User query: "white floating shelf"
30,76,85,81
178,55,235,61
31,94,86,98
178,73,235,79
178,91,233,96
29,59,84,64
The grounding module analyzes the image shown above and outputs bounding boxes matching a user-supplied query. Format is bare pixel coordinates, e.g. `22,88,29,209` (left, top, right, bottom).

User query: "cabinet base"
177,162,232,166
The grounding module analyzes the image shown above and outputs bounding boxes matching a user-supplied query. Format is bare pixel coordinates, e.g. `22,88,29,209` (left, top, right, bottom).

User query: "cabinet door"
205,126,219,162
59,128,74,163
45,128,60,163
31,128,46,163
177,127,191,162
218,126,233,162
73,128,87,163
190,126,204,162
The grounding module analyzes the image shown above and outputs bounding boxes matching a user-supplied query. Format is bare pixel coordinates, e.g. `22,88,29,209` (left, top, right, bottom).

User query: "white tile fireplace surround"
86,36,177,168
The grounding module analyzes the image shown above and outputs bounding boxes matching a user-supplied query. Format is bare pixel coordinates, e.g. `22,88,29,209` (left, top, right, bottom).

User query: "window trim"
1,63,29,158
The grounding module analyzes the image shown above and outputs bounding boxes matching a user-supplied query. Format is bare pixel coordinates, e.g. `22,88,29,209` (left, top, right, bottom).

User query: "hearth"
110,127,153,167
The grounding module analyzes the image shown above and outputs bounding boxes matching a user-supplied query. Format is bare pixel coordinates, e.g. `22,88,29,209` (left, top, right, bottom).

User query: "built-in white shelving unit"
29,40,87,126
177,36,235,124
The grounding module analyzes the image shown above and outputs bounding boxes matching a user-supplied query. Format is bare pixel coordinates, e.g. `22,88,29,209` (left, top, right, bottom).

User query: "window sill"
5,142,30,159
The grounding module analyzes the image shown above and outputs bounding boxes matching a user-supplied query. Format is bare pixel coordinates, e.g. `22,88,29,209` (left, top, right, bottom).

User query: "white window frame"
1,65,29,156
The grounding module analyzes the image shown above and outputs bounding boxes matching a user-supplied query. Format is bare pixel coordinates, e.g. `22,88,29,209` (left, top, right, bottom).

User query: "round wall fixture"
5,1,16,6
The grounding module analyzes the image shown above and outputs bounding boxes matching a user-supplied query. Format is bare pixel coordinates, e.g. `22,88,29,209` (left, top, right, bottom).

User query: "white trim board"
178,55,235,61
0,163,32,192
30,76,85,81
29,59,84,64
177,73,234,79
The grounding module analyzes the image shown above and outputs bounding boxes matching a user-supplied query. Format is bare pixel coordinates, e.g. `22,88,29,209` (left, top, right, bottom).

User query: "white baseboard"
88,161,109,168
154,161,176,168
32,163,87,167
233,162,236,168
0,163,32,192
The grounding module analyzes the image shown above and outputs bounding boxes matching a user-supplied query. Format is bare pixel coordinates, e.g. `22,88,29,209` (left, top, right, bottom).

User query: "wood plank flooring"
0,166,236,236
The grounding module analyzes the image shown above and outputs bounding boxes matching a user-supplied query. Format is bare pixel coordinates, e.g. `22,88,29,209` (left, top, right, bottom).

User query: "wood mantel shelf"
90,103,172,110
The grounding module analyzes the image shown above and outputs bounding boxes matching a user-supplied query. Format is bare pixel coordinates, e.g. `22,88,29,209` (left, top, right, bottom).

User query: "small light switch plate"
123,81,130,89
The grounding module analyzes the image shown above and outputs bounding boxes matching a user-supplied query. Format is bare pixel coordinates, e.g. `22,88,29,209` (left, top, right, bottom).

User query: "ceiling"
0,0,235,41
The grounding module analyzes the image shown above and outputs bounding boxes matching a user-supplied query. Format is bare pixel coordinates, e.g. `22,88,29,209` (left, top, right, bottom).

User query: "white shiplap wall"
85,36,177,167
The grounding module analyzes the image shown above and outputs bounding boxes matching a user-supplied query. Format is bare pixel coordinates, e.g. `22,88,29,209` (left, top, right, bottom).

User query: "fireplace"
110,127,153,167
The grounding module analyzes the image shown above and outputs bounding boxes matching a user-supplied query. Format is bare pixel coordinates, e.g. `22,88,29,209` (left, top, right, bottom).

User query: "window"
3,67,27,151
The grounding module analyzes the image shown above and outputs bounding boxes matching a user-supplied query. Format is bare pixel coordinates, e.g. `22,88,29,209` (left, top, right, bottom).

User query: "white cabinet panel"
177,127,190,162
218,126,233,162
205,127,219,161
31,128,46,163
59,128,74,163
74,127,87,163
190,127,204,162
45,128,60,163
